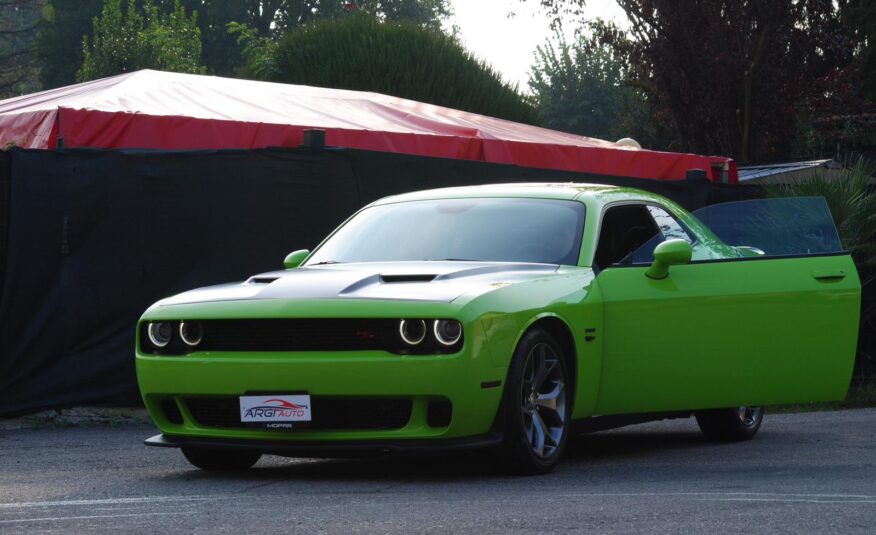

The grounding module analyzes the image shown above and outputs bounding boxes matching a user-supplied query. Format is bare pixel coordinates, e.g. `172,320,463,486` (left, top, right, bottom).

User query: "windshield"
306,198,587,265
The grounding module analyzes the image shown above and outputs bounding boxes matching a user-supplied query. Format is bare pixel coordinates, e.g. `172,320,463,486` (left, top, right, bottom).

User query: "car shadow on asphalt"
150,429,711,483
565,429,708,461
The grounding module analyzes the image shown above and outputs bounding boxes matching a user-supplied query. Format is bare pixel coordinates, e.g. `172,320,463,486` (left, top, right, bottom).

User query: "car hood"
159,261,561,306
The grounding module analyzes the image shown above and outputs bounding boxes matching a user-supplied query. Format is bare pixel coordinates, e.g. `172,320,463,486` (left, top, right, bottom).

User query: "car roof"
370,182,670,206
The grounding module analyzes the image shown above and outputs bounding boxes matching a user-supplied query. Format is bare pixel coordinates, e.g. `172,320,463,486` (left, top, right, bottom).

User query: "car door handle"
812,269,847,281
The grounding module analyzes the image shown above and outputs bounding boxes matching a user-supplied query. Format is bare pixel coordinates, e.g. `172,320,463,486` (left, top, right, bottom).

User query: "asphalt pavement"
1,408,875,534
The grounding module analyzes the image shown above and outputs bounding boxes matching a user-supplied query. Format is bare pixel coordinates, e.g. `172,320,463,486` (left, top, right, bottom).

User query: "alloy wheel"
520,342,567,459
736,405,763,428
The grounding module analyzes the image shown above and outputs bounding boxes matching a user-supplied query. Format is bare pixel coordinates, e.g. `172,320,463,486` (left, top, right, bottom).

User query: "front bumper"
136,343,507,445
145,430,504,457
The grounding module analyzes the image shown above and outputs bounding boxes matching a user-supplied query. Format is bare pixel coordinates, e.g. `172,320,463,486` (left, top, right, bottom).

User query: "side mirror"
646,239,692,280
283,249,310,269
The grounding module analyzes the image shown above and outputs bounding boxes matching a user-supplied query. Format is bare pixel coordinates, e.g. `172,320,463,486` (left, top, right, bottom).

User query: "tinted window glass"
306,198,587,265
648,206,693,243
691,197,843,256
626,206,694,264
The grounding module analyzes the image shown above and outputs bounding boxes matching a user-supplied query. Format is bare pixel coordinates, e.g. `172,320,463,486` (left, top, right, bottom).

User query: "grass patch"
769,381,876,413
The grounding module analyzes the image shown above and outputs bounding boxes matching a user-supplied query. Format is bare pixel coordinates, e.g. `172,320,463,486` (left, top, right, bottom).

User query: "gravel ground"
1,408,874,534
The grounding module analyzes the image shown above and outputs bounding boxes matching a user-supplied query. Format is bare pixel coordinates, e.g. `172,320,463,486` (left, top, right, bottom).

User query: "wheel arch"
520,314,578,396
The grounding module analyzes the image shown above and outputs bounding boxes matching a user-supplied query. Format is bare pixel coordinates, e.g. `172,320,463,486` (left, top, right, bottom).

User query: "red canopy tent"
0,70,737,183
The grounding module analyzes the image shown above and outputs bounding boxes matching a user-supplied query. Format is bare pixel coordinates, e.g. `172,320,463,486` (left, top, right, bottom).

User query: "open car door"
593,197,861,415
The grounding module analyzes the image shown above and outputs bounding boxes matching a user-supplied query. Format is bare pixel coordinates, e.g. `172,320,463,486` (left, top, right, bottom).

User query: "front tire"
695,406,764,441
500,328,572,475
181,447,261,471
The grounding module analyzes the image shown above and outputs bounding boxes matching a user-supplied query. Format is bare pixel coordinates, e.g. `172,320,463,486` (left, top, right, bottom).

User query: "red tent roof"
0,70,737,182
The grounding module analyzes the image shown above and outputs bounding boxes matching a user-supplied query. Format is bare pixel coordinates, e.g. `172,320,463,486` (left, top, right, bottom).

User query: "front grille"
184,396,413,430
201,319,395,352
140,318,462,355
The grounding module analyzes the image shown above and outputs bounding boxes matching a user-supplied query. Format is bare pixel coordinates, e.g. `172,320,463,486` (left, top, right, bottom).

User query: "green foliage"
356,0,451,30
227,21,277,80
35,1,450,87
529,26,656,145
768,158,876,267
794,114,876,158
76,0,204,82
0,0,47,98
169,0,249,76
840,0,876,101
35,0,103,90
239,13,540,125
275,0,451,36
526,0,860,161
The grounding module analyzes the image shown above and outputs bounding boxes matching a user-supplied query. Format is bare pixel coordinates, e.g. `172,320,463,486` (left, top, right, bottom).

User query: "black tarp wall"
0,146,784,416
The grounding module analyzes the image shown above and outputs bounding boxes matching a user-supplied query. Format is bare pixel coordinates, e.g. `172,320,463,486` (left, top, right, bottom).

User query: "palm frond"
767,157,876,267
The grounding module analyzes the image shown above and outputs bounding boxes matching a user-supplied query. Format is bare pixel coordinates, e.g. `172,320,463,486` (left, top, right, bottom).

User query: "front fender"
460,268,604,419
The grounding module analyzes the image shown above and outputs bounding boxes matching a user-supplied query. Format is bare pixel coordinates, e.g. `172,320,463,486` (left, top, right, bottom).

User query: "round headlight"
147,322,173,348
399,319,427,346
179,321,203,347
433,319,462,346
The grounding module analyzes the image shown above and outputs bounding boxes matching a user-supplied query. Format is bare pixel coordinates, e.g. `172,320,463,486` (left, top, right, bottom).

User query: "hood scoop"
379,274,438,283
247,276,280,284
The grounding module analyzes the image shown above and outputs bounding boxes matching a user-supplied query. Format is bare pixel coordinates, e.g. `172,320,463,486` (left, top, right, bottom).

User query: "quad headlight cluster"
399,319,463,348
140,318,463,355
146,321,203,349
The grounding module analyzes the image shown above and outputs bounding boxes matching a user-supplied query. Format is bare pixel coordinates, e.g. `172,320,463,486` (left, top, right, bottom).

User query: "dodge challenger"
136,183,861,474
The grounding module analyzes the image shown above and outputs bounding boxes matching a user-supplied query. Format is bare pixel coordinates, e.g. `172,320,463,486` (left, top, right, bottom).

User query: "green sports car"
137,183,861,474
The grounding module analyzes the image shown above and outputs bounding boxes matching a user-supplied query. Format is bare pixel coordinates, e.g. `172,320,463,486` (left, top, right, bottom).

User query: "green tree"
791,1,876,157
34,1,450,87
0,0,46,98
167,0,248,76
529,25,656,146
237,13,539,125
841,0,876,101
523,1,856,162
271,0,451,36
355,0,450,30
76,0,204,82
34,0,103,90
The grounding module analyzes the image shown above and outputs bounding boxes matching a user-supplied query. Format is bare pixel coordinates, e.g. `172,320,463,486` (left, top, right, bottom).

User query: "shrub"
77,0,204,82
768,157,876,268
237,13,540,125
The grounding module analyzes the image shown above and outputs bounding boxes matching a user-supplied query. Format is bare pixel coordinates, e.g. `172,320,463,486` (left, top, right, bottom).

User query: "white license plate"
239,395,312,423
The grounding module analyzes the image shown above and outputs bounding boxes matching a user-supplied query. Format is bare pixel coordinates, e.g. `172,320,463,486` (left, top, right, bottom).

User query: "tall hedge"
257,14,540,125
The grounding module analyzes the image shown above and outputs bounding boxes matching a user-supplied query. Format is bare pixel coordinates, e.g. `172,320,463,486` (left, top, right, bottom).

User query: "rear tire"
695,406,763,441
181,447,261,470
500,328,572,475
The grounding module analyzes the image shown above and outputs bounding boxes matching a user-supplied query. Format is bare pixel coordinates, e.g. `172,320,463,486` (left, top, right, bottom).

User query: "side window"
691,197,843,257
626,205,694,264
593,204,660,271
647,206,693,243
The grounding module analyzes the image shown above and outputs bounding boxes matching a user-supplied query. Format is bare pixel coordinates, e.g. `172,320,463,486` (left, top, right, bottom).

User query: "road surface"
1,409,874,533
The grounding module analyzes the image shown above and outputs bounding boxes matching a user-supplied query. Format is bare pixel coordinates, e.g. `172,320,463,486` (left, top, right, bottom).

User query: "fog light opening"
160,398,184,425
427,400,452,427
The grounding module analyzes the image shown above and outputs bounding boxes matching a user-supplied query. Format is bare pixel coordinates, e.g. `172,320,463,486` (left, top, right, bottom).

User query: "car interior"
593,204,660,272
